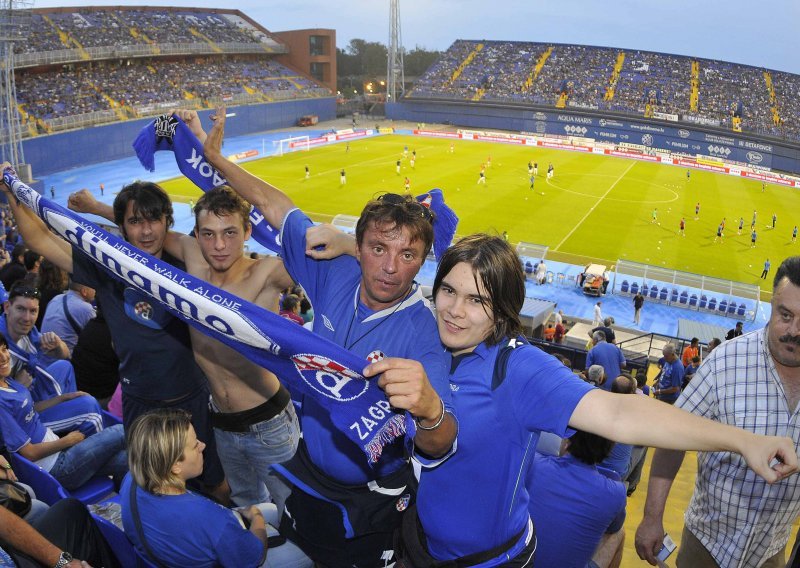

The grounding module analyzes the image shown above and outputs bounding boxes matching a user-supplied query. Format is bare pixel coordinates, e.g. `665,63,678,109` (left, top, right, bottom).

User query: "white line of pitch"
552,160,637,251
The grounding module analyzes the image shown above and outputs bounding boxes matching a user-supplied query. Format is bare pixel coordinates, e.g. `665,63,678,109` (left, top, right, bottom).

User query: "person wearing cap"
201,107,456,567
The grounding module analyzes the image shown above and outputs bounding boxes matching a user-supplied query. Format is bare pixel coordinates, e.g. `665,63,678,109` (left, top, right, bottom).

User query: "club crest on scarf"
154,115,179,143
396,494,411,512
291,354,367,401
366,350,385,364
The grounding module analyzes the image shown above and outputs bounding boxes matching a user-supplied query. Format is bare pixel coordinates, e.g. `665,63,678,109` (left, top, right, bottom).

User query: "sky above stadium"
32,0,800,74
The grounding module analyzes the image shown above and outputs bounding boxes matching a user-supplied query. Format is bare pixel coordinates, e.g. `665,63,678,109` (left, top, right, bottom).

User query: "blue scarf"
132,114,282,253
3,168,404,464
132,114,459,257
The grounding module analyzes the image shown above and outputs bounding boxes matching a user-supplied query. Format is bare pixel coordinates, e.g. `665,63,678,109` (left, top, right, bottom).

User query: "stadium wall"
387,101,800,175
23,98,336,177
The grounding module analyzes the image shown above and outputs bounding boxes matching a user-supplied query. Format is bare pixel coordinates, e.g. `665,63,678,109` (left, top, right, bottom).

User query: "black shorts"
121,386,225,489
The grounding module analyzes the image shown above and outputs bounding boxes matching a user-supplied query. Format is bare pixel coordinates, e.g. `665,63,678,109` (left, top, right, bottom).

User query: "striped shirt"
676,327,800,567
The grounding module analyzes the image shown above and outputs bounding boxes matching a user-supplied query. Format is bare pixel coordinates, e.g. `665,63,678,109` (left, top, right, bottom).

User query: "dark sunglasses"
378,193,433,223
8,285,40,301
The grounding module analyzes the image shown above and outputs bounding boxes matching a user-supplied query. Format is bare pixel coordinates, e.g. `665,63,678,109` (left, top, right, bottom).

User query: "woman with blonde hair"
121,408,310,568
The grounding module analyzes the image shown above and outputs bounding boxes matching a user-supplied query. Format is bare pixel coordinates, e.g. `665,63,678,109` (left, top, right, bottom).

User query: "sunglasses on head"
8,285,40,301
378,193,433,223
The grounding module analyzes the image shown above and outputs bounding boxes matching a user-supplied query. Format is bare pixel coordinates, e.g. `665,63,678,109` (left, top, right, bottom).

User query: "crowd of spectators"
410,39,800,142
16,58,320,121
14,8,268,54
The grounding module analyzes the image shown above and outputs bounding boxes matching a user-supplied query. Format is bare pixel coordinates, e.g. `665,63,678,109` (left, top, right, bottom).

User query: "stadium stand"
407,39,800,141
12,7,330,134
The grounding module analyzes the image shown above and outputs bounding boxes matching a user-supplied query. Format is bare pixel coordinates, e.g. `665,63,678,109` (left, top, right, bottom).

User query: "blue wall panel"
23,98,336,177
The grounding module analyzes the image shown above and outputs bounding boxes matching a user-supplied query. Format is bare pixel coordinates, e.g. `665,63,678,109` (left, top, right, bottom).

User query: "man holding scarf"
202,108,457,568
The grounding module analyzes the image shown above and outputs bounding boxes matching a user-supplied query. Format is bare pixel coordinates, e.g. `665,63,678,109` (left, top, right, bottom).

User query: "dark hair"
355,193,434,257
433,234,525,346
193,186,251,233
23,250,41,271
691,356,701,364
0,335,7,349
774,256,800,291
566,430,614,465
7,282,40,304
690,337,699,345
11,244,26,262
37,259,68,292
281,293,300,312
113,181,174,230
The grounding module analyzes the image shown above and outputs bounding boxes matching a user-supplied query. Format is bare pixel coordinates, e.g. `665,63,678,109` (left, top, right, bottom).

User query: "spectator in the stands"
0,244,27,290
21,251,43,286
34,260,69,329
653,344,684,404
599,374,637,479
681,337,701,367
591,316,616,344
726,321,744,340
41,281,97,354
586,330,626,392
279,294,304,326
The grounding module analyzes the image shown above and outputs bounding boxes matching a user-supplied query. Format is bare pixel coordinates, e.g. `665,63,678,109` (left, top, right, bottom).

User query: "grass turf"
158,134,799,294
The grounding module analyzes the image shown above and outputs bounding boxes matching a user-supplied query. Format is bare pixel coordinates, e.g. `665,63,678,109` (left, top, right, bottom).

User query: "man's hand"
62,431,85,446
305,224,357,259
61,391,90,402
171,109,206,142
68,189,100,215
203,106,227,165
39,332,65,355
634,516,666,565
15,369,33,389
363,357,441,421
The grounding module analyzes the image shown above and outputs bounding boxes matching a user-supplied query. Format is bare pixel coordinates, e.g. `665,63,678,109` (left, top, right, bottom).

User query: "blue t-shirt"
41,290,97,353
0,378,47,452
120,474,263,568
280,208,450,484
586,342,626,391
418,342,594,563
600,441,632,479
658,359,685,403
528,453,627,568
71,249,207,400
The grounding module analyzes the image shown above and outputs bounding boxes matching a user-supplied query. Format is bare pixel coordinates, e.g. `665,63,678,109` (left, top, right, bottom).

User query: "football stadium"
1,1,799,567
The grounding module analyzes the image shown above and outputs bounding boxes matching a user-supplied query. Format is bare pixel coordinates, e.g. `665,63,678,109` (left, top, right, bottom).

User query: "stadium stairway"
188,27,223,53
524,46,553,91
690,60,700,111
447,43,484,86
604,51,625,101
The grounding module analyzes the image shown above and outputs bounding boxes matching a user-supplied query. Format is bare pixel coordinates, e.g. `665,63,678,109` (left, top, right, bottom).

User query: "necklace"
344,285,412,350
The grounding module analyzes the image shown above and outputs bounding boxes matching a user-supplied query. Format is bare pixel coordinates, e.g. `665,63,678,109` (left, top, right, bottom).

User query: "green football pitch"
158,134,799,294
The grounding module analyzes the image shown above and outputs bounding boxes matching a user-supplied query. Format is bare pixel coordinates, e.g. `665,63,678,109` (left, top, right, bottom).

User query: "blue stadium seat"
727,302,737,315
92,510,137,567
707,297,717,311
670,289,679,303
11,454,115,506
524,261,533,278
630,282,639,295
679,291,689,304
718,299,728,313
649,286,659,299
659,287,668,301
699,295,707,309
641,284,648,297
620,280,629,293
737,303,746,317
689,294,698,307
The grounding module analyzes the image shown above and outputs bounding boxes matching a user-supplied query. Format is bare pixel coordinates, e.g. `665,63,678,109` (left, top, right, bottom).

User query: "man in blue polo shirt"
585,330,626,392
203,109,456,567
654,344,684,404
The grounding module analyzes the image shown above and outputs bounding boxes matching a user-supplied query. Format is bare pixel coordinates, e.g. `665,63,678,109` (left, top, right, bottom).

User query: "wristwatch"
54,551,72,568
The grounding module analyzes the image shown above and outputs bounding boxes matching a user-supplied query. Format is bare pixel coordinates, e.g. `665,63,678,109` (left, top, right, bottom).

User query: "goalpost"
270,135,311,157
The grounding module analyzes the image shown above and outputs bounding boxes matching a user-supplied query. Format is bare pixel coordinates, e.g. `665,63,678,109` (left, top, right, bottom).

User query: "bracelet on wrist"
415,398,446,431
